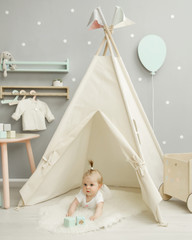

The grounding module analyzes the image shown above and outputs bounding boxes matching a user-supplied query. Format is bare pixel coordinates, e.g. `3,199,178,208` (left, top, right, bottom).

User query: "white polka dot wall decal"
72,78,76,82
180,135,184,139
70,8,75,13
130,34,135,38
177,66,181,70
5,10,9,15
162,141,167,145
170,14,175,19
37,21,42,25
165,100,170,105
63,39,67,43
21,42,26,47
87,41,92,45
138,77,142,82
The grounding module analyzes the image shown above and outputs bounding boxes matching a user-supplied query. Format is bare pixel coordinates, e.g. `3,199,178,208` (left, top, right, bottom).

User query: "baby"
67,160,104,221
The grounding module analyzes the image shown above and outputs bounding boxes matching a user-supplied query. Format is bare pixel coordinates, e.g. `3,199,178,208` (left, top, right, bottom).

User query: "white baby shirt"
76,190,104,209
12,98,55,131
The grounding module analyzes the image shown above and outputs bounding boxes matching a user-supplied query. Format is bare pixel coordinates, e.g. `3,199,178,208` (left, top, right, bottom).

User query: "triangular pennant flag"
87,9,103,30
112,6,135,29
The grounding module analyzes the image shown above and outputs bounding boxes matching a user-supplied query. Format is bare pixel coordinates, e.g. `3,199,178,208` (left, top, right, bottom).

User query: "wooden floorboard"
0,187,192,240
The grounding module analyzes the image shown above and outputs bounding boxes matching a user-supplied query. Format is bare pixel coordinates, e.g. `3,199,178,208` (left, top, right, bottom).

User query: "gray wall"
0,0,191,178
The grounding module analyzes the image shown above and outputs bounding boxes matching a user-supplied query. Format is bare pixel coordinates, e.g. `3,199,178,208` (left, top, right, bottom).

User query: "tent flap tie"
42,154,55,169
132,155,145,177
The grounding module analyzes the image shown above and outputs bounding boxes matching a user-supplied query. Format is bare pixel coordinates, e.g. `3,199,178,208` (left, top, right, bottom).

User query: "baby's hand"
90,202,103,221
89,215,97,221
66,212,72,217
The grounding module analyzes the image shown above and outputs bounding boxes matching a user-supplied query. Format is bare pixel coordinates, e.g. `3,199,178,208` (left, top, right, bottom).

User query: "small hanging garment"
12,98,55,131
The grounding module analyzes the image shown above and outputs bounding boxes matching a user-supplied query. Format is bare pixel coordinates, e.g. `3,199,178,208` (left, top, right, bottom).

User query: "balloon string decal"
151,72,155,130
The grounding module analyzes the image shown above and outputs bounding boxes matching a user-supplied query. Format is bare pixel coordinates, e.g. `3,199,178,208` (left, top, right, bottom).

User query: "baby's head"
82,160,103,197
83,160,103,185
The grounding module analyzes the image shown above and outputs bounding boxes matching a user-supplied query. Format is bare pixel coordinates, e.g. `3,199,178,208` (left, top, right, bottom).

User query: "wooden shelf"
0,59,69,73
0,86,69,99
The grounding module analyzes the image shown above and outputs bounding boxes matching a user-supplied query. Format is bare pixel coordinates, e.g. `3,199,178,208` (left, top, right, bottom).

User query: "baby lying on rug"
39,183,147,233
38,160,147,234
67,160,110,221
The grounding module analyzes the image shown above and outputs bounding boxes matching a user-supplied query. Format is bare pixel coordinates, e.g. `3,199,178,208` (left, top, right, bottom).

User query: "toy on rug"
64,216,85,227
0,51,16,77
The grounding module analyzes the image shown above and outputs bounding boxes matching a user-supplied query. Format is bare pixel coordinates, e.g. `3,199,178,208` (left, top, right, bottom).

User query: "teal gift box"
64,217,76,227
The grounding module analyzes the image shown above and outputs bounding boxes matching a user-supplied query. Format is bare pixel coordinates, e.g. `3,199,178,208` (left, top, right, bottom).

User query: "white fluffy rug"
39,190,147,234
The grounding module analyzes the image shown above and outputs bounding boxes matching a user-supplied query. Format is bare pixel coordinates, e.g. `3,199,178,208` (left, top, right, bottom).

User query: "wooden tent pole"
95,37,107,56
102,26,114,56
97,7,120,57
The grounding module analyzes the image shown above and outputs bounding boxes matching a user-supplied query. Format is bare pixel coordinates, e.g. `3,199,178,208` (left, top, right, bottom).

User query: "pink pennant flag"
89,20,103,30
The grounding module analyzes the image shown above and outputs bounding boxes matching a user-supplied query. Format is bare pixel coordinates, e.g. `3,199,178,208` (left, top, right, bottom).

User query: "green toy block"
7,131,16,138
0,131,7,138
64,217,76,227
76,216,85,225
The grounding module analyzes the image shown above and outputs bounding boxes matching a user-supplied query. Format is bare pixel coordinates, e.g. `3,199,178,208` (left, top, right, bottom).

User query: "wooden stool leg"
1,143,10,209
25,140,36,173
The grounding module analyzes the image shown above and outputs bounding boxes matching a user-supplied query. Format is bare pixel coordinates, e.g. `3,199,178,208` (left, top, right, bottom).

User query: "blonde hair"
83,160,103,185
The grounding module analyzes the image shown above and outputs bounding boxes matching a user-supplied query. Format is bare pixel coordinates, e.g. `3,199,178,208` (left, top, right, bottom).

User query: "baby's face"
82,175,101,198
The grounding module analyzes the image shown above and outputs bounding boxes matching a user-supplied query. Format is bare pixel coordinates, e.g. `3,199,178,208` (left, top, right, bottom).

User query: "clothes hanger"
30,90,37,100
9,89,27,105
1,90,19,104
20,89,27,100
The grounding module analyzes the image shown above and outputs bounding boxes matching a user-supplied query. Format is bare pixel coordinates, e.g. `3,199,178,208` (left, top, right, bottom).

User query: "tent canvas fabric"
20,7,164,224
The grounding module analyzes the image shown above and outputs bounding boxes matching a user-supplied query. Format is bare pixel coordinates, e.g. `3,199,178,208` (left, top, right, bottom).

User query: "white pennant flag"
112,6,135,29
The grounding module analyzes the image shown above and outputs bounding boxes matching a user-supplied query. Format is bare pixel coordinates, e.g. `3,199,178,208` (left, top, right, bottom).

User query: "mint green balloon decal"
138,35,166,75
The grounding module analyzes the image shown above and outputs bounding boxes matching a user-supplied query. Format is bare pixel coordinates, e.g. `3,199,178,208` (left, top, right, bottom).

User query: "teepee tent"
20,7,164,224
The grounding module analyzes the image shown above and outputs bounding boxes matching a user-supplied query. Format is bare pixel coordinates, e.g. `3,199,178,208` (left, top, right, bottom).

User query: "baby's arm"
90,202,104,221
66,198,79,216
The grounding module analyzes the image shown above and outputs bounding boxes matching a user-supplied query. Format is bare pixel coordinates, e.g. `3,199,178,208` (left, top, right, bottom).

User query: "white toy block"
3,124,11,131
64,217,76,227
76,216,85,225
0,123,3,131
7,131,16,138
0,131,7,138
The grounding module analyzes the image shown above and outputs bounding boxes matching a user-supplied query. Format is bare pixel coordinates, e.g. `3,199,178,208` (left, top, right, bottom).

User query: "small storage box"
159,153,192,212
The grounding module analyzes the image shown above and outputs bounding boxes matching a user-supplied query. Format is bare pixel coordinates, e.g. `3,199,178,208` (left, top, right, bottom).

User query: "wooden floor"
0,187,192,240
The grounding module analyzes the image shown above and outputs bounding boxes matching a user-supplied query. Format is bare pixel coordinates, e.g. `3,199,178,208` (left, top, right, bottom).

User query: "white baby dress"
12,98,55,131
75,184,112,209
76,189,104,208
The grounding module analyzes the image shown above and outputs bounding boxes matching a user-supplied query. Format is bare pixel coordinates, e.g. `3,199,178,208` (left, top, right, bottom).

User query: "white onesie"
76,189,104,209
12,98,55,131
